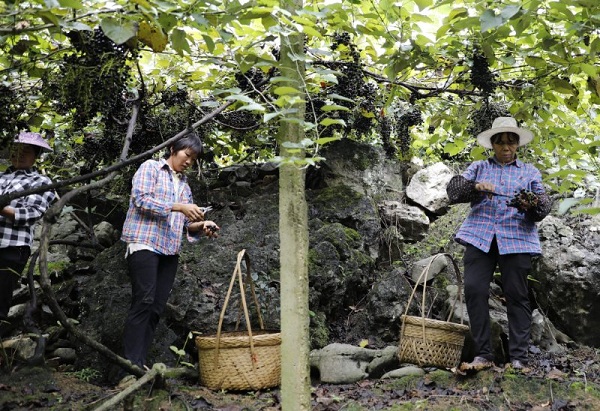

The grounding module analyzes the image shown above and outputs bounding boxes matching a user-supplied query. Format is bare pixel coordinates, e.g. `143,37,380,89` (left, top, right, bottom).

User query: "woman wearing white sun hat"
446,116,552,371
0,131,55,333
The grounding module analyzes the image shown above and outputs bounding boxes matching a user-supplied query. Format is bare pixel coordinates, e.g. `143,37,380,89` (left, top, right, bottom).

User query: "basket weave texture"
398,253,470,369
195,250,281,390
196,331,281,390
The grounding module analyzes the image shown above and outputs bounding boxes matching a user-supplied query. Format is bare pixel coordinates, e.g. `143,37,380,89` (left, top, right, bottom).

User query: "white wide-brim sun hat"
476,117,534,149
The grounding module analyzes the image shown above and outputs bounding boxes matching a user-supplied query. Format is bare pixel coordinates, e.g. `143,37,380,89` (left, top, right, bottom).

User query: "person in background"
119,132,219,386
0,132,55,335
446,117,552,371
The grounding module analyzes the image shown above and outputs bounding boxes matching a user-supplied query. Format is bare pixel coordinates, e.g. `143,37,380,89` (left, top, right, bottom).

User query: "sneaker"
116,374,137,390
460,356,494,371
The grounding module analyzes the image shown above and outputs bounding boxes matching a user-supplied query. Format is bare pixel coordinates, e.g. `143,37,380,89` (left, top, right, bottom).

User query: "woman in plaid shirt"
119,133,219,383
0,132,55,333
446,117,552,372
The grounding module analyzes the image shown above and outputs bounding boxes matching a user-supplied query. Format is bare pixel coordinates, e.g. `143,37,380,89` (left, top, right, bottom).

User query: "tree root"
93,363,167,411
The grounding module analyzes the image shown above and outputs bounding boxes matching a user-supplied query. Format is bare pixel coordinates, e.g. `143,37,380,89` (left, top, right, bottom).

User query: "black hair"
491,132,519,145
31,145,42,157
164,132,203,159
10,143,42,157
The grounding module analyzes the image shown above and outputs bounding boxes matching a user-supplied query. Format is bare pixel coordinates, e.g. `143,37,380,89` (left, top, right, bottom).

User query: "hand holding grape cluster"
507,189,539,212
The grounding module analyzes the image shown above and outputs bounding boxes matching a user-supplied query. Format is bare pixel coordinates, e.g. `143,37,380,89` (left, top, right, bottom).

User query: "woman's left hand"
190,221,220,238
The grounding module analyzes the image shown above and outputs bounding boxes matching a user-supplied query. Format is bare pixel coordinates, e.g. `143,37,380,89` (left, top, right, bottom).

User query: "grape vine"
0,84,27,146
42,28,136,130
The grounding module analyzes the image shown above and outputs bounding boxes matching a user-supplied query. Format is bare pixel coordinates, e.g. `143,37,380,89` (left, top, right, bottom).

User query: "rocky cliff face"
4,139,599,381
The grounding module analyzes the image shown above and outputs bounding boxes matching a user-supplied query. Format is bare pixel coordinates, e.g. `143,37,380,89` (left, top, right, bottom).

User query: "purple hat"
14,131,53,152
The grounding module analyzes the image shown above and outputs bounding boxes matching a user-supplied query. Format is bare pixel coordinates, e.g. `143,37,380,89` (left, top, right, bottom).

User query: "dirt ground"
1,345,599,410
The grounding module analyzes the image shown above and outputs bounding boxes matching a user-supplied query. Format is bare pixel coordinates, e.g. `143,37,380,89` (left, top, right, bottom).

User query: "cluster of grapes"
73,132,122,174
162,88,189,106
332,32,351,48
507,189,539,212
379,115,395,157
470,48,498,95
235,67,267,93
334,62,364,101
133,97,208,155
331,32,360,62
467,102,510,139
0,84,26,144
393,106,422,156
352,83,379,137
42,28,136,129
216,110,260,131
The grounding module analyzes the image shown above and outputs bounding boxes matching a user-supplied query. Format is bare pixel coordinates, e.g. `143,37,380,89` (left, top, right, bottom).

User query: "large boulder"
532,215,600,347
406,162,453,214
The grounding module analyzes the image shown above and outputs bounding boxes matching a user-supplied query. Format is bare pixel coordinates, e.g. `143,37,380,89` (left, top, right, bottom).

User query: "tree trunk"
277,0,310,408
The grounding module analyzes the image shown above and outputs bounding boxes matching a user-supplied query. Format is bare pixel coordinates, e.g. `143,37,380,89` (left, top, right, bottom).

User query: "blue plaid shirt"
121,158,199,255
452,157,550,255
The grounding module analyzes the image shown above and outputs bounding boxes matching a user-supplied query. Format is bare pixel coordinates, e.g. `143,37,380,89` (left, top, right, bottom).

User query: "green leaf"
100,18,137,45
320,118,346,126
273,86,301,96
557,197,581,215
158,12,178,32
320,104,350,112
315,136,341,145
448,7,468,21
36,11,61,26
550,78,575,94
264,112,280,122
60,21,92,31
500,5,520,19
547,169,587,179
171,28,191,56
572,207,600,215
525,56,547,69
444,143,461,156
201,35,215,53
480,10,503,32
327,93,354,103
414,0,434,11
58,0,83,8
131,0,152,9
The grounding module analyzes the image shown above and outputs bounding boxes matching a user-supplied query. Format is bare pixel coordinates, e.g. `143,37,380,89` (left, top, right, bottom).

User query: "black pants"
0,246,31,320
463,239,532,363
122,250,179,368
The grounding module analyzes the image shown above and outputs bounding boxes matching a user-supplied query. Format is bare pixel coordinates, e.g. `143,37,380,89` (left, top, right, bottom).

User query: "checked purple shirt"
0,167,55,248
452,157,550,255
121,158,199,255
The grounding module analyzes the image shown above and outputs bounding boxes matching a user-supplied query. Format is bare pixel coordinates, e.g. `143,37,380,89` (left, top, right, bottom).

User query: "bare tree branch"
0,99,233,209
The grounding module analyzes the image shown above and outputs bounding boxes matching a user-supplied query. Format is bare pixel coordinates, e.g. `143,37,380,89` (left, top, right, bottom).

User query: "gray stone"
410,254,449,284
406,162,453,214
381,365,425,379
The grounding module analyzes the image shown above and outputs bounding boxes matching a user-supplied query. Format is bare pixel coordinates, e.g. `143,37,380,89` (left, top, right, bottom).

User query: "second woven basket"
398,253,470,369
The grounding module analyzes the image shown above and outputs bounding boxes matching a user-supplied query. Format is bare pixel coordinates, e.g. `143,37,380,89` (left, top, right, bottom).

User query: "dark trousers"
0,246,31,320
122,250,179,368
463,239,532,363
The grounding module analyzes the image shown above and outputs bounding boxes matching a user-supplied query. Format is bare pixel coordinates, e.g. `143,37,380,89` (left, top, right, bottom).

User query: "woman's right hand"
475,182,495,193
173,203,205,221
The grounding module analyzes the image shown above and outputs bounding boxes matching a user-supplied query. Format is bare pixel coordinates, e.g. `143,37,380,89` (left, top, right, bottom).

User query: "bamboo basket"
398,253,470,369
195,249,281,390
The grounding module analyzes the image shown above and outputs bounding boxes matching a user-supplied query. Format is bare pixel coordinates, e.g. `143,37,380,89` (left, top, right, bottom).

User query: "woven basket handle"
402,253,465,325
214,249,264,366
